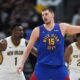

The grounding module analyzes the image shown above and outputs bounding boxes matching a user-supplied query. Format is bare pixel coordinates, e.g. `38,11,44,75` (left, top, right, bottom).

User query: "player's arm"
60,23,80,35
64,45,73,64
0,40,7,64
31,47,37,57
17,27,39,73
25,40,37,57
0,39,7,51
64,45,73,73
0,42,2,51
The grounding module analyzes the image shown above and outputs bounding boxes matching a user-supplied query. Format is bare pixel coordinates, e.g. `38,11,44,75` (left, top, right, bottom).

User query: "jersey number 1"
15,57,17,66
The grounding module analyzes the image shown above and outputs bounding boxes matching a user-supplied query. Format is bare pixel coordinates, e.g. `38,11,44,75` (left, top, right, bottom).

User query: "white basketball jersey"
69,42,80,71
0,36,26,72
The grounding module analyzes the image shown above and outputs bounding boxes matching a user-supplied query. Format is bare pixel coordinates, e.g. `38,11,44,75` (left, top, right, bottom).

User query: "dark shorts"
30,64,70,80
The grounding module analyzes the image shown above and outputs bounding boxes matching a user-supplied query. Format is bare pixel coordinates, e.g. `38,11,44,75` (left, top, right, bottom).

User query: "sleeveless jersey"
0,36,26,72
69,42,80,71
37,23,64,65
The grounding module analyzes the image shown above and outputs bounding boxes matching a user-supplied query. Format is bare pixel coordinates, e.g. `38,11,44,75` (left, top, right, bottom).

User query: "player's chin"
44,20,49,24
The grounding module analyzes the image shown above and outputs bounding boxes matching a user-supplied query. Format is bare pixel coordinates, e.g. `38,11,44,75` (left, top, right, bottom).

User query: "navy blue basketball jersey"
37,23,65,66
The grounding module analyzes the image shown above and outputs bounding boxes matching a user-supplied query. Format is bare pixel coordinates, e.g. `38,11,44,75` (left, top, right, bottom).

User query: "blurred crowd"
0,0,43,37
0,0,80,37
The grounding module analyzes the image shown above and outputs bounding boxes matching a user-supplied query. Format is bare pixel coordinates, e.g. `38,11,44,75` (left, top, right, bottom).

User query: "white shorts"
70,69,80,80
0,70,26,80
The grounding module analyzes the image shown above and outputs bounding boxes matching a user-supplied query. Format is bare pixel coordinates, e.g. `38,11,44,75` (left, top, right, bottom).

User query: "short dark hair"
42,7,53,13
10,23,21,30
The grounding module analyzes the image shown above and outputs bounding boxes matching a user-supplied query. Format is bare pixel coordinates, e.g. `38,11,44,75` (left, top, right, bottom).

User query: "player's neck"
11,36,21,46
45,21,55,29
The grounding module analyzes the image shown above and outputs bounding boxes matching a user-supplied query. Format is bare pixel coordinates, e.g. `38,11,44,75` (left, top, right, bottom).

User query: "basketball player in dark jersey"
17,8,80,80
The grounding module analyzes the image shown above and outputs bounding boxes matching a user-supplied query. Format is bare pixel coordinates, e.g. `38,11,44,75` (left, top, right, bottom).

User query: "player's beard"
43,18,51,24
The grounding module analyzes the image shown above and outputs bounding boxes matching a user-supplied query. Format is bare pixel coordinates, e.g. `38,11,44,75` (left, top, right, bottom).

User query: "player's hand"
17,64,24,74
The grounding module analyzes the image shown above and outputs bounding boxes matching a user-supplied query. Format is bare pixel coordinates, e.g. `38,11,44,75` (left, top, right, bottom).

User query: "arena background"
0,0,80,79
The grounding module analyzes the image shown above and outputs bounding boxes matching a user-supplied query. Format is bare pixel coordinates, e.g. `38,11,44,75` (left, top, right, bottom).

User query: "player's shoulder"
59,22,69,26
0,38,7,51
66,43,73,51
71,42,76,46
59,22,70,28
66,42,76,51
20,38,26,43
33,26,39,31
0,38,7,44
60,22,73,28
4,36,12,43
20,38,28,45
21,38,26,41
3,36,11,42
31,26,40,34
70,42,77,49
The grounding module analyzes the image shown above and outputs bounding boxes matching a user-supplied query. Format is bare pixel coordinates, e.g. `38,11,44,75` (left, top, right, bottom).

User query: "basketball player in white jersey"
65,33,80,80
0,23,37,80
